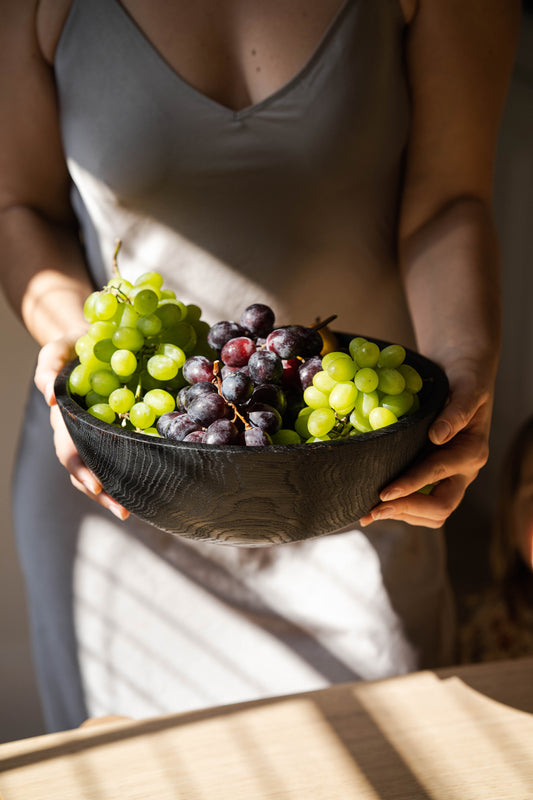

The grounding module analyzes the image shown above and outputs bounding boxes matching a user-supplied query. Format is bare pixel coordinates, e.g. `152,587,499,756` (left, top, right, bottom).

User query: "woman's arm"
360,0,521,528
0,0,128,518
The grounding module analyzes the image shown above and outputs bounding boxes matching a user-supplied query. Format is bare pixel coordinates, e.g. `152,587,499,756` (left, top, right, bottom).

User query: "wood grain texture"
1,658,532,799
55,336,448,544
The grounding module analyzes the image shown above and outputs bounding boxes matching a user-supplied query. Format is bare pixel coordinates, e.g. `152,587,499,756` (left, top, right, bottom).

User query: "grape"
69,363,92,396
348,337,367,360
294,407,313,438
112,326,144,352
108,387,136,414
137,314,162,337
329,382,357,413
349,406,373,433
75,334,94,362
247,403,282,435
85,390,108,407
398,364,423,393
143,427,161,438
187,393,228,427
312,370,337,394
378,344,406,369
248,384,287,414
207,320,246,350
129,402,157,429
179,382,218,411
242,428,272,446
321,351,351,370
266,326,321,359
360,390,380,417
88,321,116,341
325,357,356,382
94,292,118,320
135,271,164,292
111,349,138,378
182,355,214,384
221,372,254,404
88,403,116,424
83,292,100,323
369,407,398,430
183,429,207,443
106,276,133,294
381,390,414,418
156,302,186,330
220,337,256,367
147,355,179,381
377,368,406,396
93,338,117,363
116,305,140,329
90,369,121,397
157,343,186,368
247,350,283,385
185,303,202,322
143,389,176,416
354,368,379,393
132,288,159,315
239,303,275,337
307,408,336,437
298,356,323,390
303,386,330,409
271,429,302,444
165,322,197,352
204,419,239,445
353,341,379,368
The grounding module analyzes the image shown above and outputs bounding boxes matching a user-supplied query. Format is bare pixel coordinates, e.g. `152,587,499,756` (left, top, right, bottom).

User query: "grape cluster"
295,338,423,441
157,304,325,446
69,268,215,435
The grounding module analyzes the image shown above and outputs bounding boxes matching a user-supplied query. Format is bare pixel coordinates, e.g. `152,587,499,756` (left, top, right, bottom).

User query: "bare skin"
0,0,521,527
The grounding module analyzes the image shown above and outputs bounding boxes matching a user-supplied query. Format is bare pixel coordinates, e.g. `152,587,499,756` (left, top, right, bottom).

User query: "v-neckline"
112,0,357,120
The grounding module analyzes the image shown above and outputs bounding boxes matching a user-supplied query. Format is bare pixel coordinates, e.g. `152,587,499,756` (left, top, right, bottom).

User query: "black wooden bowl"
54,335,448,546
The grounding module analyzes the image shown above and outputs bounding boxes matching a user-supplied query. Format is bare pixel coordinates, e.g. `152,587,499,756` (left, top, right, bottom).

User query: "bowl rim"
54,333,449,457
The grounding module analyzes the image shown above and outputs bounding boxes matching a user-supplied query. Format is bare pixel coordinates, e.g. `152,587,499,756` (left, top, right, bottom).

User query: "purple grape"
220,337,256,367
204,418,239,445
221,372,254,404
157,411,183,437
178,381,217,411
281,358,302,390
183,430,207,443
248,384,287,414
239,304,275,338
298,355,323,390
247,350,283,385
220,364,249,380
266,325,323,360
207,320,246,351
247,403,282,434
182,355,215,384
161,412,203,442
187,393,228,427
241,428,272,446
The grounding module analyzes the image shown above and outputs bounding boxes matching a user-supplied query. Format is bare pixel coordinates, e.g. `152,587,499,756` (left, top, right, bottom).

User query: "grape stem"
212,360,251,430
311,314,338,331
112,239,122,278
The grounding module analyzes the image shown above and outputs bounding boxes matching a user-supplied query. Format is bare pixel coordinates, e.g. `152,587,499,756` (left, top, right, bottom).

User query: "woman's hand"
359,357,492,529
34,336,130,520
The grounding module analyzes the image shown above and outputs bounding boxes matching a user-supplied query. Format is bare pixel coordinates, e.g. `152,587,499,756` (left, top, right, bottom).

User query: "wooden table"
1,658,532,799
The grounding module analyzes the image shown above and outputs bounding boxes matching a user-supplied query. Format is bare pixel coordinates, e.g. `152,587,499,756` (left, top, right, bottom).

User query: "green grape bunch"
68,244,215,435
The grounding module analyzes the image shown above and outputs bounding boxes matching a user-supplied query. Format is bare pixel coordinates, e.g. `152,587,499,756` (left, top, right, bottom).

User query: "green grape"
409,393,421,414
112,326,145,352
325,356,357,382
306,435,331,443
192,320,210,338
88,320,116,341
381,390,414,418
94,292,118,320
321,351,351,370
108,387,136,414
134,271,164,292
360,390,380,417
79,353,111,372
143,427,161,437
83,292,100,323
110,349,138,378
129,402,156,429
378,344,406,369
106,276,133,294
185,303,202,322
369,406,398,430
85,390,108,408
90,369,121,397
147,354,179,381
143,389,175,416
155,301,186,329
132,288,159,316
164,371,189,391
164,321,197,352
307,408,336,437
137,314,162,338
348,337,367,360
88,403,116,424
157,342,186,367
75,334,94,362
354,341,380,368
377,367,406,395
271,429,302,445
116,304,140,329
303,386,330,409
159,289,176,300
69,363,92,396
294,407,313,438
329,382,357,412
139,369,164,391
93,338,117,363
354,367,379,393
349,406,373,433
398,363,423,394
312,370,337,394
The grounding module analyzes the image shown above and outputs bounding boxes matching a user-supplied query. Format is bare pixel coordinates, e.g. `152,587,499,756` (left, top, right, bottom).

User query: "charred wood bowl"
54,334,449,546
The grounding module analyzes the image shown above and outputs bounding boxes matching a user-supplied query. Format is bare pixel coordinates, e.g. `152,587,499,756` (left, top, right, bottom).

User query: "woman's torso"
45,0,415,344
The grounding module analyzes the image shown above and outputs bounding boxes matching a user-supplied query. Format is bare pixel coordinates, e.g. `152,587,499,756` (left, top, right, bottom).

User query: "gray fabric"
14,0,455,733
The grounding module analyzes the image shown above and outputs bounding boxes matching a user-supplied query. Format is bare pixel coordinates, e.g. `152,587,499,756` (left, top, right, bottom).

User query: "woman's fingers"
35,337,77,405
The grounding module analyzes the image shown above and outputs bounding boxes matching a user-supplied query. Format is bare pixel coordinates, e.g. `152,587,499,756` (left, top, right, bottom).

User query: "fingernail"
381,487,401,502
109,503,128,520
431,421,451,444
83,479,101,495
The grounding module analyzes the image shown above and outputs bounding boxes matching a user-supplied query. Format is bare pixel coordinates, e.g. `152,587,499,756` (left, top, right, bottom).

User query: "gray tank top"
55,0,414,345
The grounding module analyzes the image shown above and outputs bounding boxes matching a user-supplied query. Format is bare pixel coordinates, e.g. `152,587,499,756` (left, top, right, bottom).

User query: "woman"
0,0,520,731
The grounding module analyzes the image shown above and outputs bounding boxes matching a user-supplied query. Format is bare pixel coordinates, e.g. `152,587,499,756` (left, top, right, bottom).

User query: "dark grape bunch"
157,303,325,446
